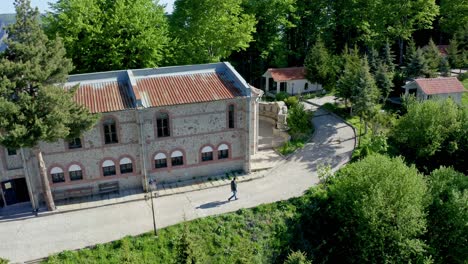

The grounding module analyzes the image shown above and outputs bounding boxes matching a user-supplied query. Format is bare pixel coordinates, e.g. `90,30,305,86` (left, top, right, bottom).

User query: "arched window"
103,118,118,144
304,83,309,90
171,150,184,166
102,160,116,176
201,146,214,162
228,105,235,129
50,167,65,183
156,112,170,138
218,144,229,159
119,157,133,174
154,153,167,168
69,164,83,181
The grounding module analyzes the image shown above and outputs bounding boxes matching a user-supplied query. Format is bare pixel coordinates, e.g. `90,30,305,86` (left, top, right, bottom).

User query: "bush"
457,71,468,81
287,104,313,140
0,258,8,264
284,96,299,108
284,250,312,264
275,92,289,101
277,139,305,155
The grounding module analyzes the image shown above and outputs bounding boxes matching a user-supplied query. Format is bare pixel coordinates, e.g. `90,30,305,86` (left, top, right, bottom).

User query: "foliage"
283,96,299,108
381,41,396,72
391,99,467,173
439,57,451,77
277,139,305,156
0,0,98,149
169,0,256,65
0,258,8,264
406,48,431,79
287,103,313,140
45,0,169,73
426,167,468,264
317,163,333,184
174,223,205,264
275,91,290,102
423,39,441,77
283,250,312,264
447,37,463,70
374,62,394,101
324,154,429,263
336,46,361,108
304,38,337,91
439,0,468,35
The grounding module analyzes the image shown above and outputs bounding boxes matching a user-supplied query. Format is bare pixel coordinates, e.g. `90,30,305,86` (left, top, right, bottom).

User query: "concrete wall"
286,79,322,95
417,88,463,104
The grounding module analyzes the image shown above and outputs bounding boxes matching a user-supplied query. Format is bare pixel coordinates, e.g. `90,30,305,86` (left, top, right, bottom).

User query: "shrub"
284,250,312,264
275,92,289,101
457,71,468,81
284,96,299,108
0,258,8,264
287,104,313,140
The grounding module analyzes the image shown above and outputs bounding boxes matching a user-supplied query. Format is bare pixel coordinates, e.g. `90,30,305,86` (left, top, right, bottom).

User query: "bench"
53,186,94,201
98,181,120,195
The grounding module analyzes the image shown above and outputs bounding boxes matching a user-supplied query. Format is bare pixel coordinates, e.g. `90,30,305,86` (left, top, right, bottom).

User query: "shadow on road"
196,200,230,209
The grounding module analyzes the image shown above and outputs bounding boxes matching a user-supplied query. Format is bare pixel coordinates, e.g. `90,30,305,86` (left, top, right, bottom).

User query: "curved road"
0,108,355,263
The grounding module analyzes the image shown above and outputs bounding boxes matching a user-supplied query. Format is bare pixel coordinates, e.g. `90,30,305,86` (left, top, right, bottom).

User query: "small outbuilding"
402,77,465,104
262,67,322,96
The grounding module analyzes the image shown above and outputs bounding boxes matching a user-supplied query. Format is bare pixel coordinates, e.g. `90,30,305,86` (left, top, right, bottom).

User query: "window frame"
50,167,65,184
156,112,170,138
69,170,83,181
217,144,229,160
228,104,235,129
103,118,118,144
68,137,82,149
102,160,117,177
7,148,17,156
119,157,133,174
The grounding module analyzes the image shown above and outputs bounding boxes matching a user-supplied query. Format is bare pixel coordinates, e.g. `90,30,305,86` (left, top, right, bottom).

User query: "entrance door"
1,178,30,205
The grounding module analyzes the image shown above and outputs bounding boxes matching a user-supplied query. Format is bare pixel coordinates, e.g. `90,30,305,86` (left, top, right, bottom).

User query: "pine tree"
374,62,394,102
0,0,98,210
404,39,417,65
423,39,441,77
406,48,430,79
382,41,396,72
367,47,379,74
337,46,361,113
439,57,451,77
304,38,336,91
447,37,462,71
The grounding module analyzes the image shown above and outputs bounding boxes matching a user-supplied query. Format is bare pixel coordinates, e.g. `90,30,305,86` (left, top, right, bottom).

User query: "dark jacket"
230,180,237,191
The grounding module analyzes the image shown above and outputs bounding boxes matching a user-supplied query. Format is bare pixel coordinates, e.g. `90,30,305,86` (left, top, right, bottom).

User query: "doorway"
1,178,30,206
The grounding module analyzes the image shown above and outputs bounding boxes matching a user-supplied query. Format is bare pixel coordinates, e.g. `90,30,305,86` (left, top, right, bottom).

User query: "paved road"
0,108,355,263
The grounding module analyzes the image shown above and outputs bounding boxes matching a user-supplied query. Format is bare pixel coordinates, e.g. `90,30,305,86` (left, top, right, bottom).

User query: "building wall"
417,88,462,104
286,79,322,95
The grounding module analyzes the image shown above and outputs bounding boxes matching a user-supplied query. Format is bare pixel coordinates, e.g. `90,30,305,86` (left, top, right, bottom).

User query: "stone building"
0,62,261,210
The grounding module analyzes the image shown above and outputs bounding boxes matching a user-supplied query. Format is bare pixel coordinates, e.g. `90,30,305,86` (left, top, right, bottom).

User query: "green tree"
351,58,380,135
367,47,379,74
287,103,313,140
423,39,441,77
439,57,451,77
391,99,466,173
336,46,361,111
439,0,468,36
447,37,463,71
169,0,256,64
381,41,396,72
406,48,431,78
0,0,98,210
426,167,468,264
45,0,169,73
304,38,337,91
325,154,429,263
374,62,394,102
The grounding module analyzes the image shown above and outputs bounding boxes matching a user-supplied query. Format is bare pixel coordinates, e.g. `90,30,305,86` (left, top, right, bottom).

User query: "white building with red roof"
402,77,465,104
0,62,264,210
262,67,322,96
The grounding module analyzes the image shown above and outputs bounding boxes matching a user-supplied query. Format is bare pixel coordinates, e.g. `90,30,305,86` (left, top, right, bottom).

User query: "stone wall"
258,101,288,130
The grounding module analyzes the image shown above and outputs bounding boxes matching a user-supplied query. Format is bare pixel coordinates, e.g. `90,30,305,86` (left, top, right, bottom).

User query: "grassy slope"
42,198,306,263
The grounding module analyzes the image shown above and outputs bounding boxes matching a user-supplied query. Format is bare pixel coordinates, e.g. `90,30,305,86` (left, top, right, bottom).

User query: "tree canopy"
45,0,169,73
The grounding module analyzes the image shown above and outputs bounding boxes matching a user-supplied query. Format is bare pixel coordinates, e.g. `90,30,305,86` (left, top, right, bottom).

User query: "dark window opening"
155,158,167,168
228,105,235,129
304,83,309,90
103,119,118,144
68,138,82,149
280,82,287,92
202,152,213,161
7,149,17,156
103,166,116,176
218,149,229,159
70,170,83,181
120,163,133,174
268,78,276,91
171,156,183,166
156,113,170,138
52,173,65,183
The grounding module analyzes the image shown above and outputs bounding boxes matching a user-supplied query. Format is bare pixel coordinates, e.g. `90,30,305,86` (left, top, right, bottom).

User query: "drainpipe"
136,108,149,192
20,148,38,211
245,95,252,173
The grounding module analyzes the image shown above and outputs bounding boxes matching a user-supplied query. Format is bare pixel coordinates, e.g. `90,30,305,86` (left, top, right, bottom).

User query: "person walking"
228,177,238,201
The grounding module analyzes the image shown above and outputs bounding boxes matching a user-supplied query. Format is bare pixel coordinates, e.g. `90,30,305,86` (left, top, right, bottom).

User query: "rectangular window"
280,82,287,92
155,159,167,169
202,152,213,162
228,105,235,129
52,173,65,183
218,149,229,159
120,163,133,174
104,119,118,144
7,149,17,156
268,78,275,91
70,170,83,181
68,138,82,149
157,114,170,138
171,156,183,166
103,166,116,176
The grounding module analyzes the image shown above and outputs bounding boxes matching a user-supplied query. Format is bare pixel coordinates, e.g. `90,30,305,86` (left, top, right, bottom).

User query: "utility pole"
149,180,158,237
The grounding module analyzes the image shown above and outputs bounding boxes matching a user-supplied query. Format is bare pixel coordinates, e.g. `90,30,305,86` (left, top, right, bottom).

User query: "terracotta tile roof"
437,45,449,56
415,77,465,95
267,67,307,81
134,72,243,107
68,81,134,113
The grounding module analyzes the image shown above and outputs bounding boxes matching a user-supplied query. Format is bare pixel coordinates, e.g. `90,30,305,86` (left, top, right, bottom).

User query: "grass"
277,139,306,155
42,195,309,264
